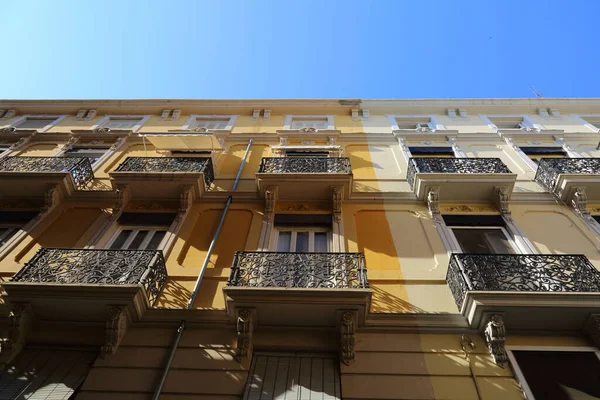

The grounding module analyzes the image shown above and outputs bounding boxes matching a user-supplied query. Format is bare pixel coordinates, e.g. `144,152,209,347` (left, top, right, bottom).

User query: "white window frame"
106,226,169,250
4,114,67,133
92,115,151,133
0,223,24,247
448,225,520,254
571,114,600,133
270,226,332,252
479,114,545,132
387,114,446,131
182,115,237,131
283,115,335,131
506,346,600,400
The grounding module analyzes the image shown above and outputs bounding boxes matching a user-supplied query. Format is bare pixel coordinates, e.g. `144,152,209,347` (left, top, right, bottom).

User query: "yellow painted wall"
16,144,59,156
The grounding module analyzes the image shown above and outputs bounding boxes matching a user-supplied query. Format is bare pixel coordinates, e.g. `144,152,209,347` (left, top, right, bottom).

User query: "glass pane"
109,230,132,249
296,232,309,252
127,230,149,250
277,231,292,252
146,231,166,250
452,228,514,254
314,232,328,253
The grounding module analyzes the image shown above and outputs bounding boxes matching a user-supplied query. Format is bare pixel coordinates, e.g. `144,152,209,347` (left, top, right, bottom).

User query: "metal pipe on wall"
152,139,253,400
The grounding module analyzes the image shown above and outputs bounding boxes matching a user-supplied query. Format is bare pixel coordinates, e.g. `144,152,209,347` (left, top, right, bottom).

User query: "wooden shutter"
244,353,341,400
0,349,96,399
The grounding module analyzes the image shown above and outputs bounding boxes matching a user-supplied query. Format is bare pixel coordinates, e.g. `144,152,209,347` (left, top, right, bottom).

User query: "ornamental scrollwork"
446,254,600,310
11,248,168,305
535,158,600,194
258,157,351,174
407,158,512,189
341,311,357,365
227,252,369,289
236,308,253,360
115,157,214,188
0,156,94,189
1,303,31,362
101,306,129,358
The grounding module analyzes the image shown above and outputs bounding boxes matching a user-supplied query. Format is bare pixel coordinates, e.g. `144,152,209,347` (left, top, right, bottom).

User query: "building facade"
0,99,599,399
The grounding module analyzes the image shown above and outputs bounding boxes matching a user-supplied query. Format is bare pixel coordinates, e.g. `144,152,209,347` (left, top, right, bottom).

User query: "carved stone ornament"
112,185,130,217
332,186,342,222
278,203,328,212
264,186,278,222
1,303,32,363
0,126,17,134
60,136,80,153
427,187,442,224
397,137,409,152
94,127,111,134
101,306,129,358
279,137,288,146
441,205,496,213
40,186,60,214
583,314,600,348
109,136,126,151
192,127,209,133
572,187,591,220
174,185,193,223
300,127,318,133
328,136,336,146
9,136,31,151
341,311,357,365
484,314,508,367
495,187,511,220
236,308,253,360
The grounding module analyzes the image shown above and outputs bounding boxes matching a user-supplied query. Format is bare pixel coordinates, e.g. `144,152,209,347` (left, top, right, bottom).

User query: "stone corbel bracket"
332,186,343,222
494,187,512,220
101,305,130,358
426,186,442,224
340,310,358,365
484,313,508,368
236,308,254,361
264,186,278,222
0,303,33,366
174,185,193,223
112,185,131,218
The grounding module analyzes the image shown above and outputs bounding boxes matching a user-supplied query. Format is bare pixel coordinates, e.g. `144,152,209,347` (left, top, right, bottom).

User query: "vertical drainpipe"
152,139,253,400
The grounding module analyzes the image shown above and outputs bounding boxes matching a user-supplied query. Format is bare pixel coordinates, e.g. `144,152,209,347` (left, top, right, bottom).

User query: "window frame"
0,224,24,247
479,114,545,132
448,225,520,254
5,114,67,133
506,346,600,400
182,115,237,131
271,226,332,253
387,114,446,131
62,147,110,166
106,226,169,251
283,115,335,131
571,114,600,133
93,115,151,133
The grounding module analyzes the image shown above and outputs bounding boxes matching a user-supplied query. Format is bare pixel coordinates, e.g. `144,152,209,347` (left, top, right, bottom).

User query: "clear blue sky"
2,0,599,99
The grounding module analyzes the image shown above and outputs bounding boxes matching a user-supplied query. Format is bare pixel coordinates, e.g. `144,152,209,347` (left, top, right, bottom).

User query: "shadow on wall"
370,285,428,313
156,278,192,309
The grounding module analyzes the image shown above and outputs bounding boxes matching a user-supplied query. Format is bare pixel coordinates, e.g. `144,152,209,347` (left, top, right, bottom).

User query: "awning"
142,134,223,151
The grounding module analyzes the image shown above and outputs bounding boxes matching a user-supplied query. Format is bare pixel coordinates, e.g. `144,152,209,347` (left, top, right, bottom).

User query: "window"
510,350,600,400
395,117,433,130
487,116,527,129
0,211,38,248
409,147,455,158
191,118,230,130
290,117,330,130
14,118,58,130
520,147,567,164
444,215,517,254
102,118,143,130
272,214,333,253
63,148,109,165
107,212,175,250
243,353,341,400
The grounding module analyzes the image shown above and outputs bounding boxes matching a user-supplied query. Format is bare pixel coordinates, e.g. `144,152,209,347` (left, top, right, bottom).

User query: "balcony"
3,248,168,322
223,252,371,327
0,156,94,198
535,158,600,201
256,157,353,200
110,157,214,200
407,158,516,202
447,253,600,331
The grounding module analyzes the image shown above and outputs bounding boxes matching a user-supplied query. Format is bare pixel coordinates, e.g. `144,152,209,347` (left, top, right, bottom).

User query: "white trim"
571,114,600,133
506,346,600,400
182,115,237,131
4,114,68,133
502,216,539,254
283,115,335,131
92,115,151,133
482,114,546,132
386,114,446,131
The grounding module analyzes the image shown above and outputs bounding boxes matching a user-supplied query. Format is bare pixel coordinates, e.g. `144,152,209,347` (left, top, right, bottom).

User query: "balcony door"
443,215,518,254
275,227,330,253
105,212,175,251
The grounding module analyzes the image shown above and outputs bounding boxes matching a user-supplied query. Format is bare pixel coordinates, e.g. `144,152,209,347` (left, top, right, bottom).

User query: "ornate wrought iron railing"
227,251,369,289
0,156,94,189
535,158,600,192
258,157,352,174
114,157,215,188
447,253,600,308
12,248,168,305
407,158,512,188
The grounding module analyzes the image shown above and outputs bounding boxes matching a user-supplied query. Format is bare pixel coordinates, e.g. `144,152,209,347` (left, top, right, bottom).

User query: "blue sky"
2,0,599,99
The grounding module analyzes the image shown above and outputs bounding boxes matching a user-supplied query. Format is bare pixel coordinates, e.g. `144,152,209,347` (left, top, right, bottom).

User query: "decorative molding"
538,108,550,119
361,109,369,120
253,109,260,121
161,109,170,120
41,186,60,215
0,109,16,120
554,137,582,158
484,314,508,367
549,108,560,118
572,187,590,219
277,203,329,213
236,308,253,360
58,136,80,154
174,185,193,223
94,127,111,134
495,187,511,220
440,205,497,213
0,303,31,364
447,137,467,158
264,186,278,222
101,306,129,358
109,137,126,151
112,185,130,217
458,109,468,119
332,186,342,222
427,187,442,223
341,311,357,365
351,109,359,121
447,108,457,120
583,314,600,348
0,127,17,134
263,109,271,121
